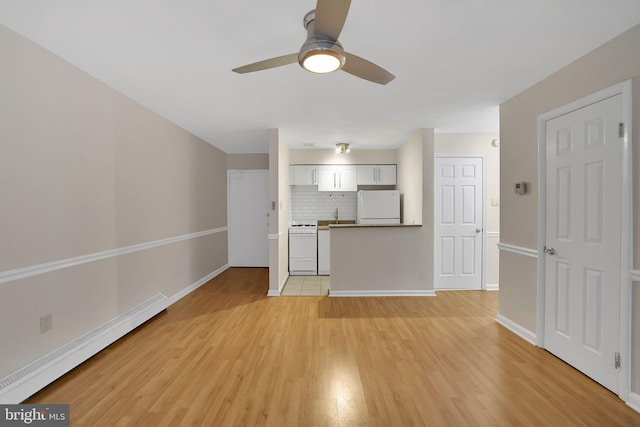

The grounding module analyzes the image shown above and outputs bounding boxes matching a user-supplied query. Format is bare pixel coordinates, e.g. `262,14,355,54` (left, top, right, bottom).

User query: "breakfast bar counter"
328,223,434,297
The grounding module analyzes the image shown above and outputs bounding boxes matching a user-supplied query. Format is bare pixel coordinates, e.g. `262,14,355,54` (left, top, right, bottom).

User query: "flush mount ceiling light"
336,143,350,154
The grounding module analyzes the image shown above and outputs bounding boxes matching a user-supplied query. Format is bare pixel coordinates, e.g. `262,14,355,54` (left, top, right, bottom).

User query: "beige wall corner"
268,129,289,294
227,153,269,170
397,132,424,225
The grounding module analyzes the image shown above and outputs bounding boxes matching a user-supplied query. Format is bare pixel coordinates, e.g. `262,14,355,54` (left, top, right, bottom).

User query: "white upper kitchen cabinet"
318,165,357,191
289,165,318,186
357,165,397,185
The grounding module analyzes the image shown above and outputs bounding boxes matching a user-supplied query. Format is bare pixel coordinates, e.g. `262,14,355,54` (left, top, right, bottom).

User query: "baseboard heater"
0,293,168,404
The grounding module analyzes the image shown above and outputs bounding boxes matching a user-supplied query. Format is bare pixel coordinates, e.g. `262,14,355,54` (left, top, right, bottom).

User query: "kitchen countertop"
330,223,422,228
317,220,355,230
317,220,421,229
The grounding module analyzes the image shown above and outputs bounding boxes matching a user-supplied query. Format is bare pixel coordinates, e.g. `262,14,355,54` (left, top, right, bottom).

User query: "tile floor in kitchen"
282,275,330,296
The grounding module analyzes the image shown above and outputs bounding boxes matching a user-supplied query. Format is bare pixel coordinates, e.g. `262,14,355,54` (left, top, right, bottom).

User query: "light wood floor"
28,268,640,426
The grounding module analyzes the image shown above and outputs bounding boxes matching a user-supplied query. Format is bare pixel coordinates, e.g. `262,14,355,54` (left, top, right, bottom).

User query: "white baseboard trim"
330,290,437,297
280,273,289,293
497,242,538,258
496,314,537,345
0,293,168,404
485,284,499,291
627,392,640,414
167,264,229,305
0,264,230,404
0,227,227,285
486,232,500,238
267,273,289,296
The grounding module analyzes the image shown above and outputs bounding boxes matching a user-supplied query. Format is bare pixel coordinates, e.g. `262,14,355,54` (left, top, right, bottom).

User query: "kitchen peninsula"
328,223,434,297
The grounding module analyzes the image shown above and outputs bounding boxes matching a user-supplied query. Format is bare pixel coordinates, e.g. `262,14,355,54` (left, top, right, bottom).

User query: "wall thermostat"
514,182,528,195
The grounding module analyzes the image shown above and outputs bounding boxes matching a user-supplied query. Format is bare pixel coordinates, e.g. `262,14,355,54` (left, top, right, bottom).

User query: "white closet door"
228,170,269,267
544,94,622,392
434,157,483,290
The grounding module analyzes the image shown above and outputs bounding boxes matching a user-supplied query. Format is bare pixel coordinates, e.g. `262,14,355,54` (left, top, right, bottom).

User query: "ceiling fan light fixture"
302,51,342,73
298,39,346,74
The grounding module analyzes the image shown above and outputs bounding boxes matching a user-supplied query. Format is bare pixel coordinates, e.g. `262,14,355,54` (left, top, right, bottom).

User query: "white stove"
289,223,317,275
289,223,318,235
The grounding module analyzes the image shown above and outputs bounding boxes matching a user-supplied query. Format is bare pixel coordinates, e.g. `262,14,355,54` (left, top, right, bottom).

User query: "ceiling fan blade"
313,0,351,40
232,53,298,74
342,52,395,85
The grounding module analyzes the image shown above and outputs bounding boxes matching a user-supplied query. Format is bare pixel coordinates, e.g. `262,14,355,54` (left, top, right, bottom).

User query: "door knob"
544,246,556,255
475,228,481,233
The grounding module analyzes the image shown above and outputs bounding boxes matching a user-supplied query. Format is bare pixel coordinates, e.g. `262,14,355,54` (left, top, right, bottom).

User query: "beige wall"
435,133,500,286
397,132,424,225
227,153,269,170
500,23,640,391
0,24,228,378
289,149,397,165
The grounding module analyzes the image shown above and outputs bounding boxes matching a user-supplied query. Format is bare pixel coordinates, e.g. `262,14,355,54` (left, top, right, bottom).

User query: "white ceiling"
1,1,639,153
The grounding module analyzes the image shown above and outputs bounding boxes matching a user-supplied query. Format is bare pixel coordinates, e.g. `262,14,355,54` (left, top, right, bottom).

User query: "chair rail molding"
496,242,538,258
0,227,227,285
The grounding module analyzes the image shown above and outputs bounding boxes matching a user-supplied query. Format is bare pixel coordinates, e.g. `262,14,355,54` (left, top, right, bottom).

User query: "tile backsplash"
290,186,356,223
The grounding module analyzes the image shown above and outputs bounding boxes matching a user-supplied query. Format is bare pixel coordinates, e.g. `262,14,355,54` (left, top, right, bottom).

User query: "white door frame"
434,154,487,290
536,80,633,400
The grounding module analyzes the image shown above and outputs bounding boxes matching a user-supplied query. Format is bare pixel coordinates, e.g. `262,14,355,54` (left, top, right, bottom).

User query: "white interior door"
434,157,483,290
228,170,269,267
544,94,623,393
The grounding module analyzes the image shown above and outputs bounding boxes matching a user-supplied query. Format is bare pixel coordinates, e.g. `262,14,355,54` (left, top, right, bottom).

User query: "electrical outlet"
40,314,52,333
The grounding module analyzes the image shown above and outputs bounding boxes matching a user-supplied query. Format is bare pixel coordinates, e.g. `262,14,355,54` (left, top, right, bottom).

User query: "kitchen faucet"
334,208,339,224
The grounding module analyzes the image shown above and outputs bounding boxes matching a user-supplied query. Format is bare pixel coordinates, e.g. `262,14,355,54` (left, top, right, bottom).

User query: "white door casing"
228,170,269,267
541,90,628,395
434,156,484,290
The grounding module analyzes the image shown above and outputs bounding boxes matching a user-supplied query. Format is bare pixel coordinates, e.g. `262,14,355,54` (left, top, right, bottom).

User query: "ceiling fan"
232,0,395,85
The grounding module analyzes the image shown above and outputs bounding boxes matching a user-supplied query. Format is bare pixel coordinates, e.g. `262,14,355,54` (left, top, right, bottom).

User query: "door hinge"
615,352,621,369
619,123,625,138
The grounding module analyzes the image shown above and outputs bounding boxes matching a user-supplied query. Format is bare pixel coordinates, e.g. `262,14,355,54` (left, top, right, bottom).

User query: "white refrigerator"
357,190,401,224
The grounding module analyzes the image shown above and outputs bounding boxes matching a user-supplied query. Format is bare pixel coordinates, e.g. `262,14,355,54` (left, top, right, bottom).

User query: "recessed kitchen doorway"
282,276,330,296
